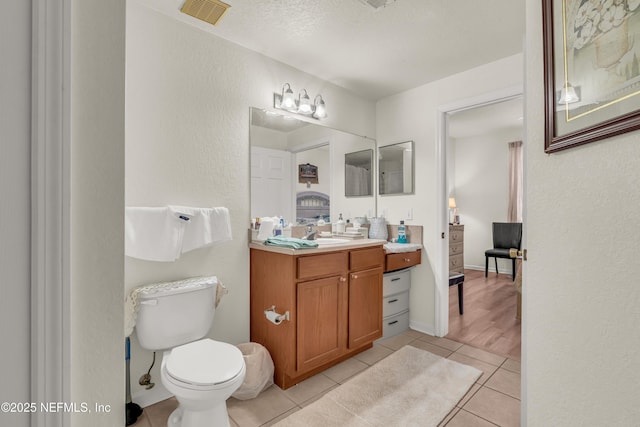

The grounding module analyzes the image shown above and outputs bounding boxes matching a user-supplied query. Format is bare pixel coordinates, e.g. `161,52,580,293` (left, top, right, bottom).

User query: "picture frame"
298,163,318,184
543,0,640,153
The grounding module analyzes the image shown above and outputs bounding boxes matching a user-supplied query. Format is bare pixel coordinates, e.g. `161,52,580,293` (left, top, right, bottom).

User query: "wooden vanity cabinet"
250,244,383,389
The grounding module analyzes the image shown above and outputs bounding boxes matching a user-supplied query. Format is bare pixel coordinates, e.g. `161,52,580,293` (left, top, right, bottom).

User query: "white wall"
452,127,521,272
0,3,31,426
70,1,126,425
376,54,523,334
525,3,640,425
125,1,375,401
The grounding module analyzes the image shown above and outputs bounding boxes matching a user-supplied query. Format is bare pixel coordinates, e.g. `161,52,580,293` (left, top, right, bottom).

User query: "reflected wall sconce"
274,83,327,119
557,83,580,105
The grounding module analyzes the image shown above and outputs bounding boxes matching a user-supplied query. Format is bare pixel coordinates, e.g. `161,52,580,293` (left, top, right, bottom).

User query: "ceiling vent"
357,0,397,10
181,0,231,26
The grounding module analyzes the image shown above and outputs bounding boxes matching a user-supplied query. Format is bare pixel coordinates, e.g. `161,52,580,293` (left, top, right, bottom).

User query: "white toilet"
135,277,246,427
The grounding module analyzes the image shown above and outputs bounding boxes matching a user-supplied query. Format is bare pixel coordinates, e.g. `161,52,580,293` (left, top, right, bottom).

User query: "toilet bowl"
132,277,246,427
161,338,246,427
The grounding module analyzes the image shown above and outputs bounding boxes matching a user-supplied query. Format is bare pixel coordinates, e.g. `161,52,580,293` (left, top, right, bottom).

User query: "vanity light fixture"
297,89,313,114
274,83,327,119
313,95,327,119
279,83,296,111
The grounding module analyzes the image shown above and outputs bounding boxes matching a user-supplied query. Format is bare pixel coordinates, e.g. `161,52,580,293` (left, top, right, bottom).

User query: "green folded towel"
264,236,319,249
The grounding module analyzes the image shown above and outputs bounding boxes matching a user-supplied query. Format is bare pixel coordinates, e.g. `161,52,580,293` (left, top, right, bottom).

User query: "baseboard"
465,264,511,275
131,383,173,408
409,320,435,337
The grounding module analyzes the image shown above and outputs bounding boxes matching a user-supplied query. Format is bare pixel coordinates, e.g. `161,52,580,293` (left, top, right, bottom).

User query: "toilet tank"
135,276,217,351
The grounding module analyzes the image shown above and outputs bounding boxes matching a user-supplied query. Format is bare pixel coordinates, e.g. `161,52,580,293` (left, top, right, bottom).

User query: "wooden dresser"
449,224,464,274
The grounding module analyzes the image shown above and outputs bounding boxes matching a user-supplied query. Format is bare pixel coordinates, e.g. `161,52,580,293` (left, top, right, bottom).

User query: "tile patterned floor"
132,330,521,427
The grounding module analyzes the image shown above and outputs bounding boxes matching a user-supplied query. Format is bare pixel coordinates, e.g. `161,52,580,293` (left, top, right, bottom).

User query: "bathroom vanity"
249,239,385,389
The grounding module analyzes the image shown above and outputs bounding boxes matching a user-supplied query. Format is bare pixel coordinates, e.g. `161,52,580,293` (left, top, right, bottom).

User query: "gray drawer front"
383,290,410,318
382,310,409,339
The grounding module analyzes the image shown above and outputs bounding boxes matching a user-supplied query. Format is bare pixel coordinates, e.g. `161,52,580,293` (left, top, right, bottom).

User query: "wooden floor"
446,268,521,360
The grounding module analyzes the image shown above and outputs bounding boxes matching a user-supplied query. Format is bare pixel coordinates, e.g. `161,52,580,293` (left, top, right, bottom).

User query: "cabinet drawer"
382,310,409,339
350,246,384,271
449,242,463,256
449,229,463,243
449,254,463,272
385,250,421,272
383,291,409,318
383,269,410,296
297,252,348,280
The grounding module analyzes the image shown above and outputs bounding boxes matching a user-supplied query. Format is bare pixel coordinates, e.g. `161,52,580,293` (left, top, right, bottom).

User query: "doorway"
435,87,524,340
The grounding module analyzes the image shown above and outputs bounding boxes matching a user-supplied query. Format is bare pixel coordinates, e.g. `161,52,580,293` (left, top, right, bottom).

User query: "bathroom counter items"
250,243,384,389
249,238,387,255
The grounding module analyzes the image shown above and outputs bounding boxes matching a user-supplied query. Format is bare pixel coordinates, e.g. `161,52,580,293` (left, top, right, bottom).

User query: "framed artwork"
543,0,640,152
298,163,318,184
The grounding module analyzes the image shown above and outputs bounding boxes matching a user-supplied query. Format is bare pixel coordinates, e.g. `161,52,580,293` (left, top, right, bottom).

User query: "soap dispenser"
336,213,346,234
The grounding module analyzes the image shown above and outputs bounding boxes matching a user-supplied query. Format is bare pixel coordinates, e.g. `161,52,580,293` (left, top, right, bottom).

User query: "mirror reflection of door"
250,147,292,221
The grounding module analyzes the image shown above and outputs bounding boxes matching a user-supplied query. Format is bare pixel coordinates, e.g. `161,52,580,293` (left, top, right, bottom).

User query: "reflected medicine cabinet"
378,141,414,195
345,149,373,197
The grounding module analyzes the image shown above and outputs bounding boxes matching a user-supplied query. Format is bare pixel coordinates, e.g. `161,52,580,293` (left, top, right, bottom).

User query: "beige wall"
70,0,126,425
1,3,32,427
376,54,523,333
524,2,640,425
125,1,375,401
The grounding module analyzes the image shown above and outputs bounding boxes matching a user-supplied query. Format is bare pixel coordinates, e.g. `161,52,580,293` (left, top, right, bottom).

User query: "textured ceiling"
134,0,525,101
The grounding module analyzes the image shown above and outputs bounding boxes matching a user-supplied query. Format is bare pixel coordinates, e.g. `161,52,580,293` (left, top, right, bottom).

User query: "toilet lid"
165,339,245,386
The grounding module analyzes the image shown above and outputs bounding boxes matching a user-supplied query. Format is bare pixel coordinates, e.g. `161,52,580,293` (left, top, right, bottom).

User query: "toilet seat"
164,339,245,390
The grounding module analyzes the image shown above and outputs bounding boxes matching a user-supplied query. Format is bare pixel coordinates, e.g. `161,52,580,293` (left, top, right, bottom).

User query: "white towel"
125,207,188,262
170,206,233,254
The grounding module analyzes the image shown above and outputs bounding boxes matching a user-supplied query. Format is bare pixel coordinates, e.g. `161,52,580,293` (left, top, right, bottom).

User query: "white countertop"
249,238,387,255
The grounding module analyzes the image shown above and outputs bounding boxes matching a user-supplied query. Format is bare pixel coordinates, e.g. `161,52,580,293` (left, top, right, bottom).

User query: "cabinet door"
297,275,347,373
348,267,383,349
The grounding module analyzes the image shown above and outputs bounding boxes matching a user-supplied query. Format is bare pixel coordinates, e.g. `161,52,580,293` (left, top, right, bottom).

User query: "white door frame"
434,85,523,337
31,1,71,426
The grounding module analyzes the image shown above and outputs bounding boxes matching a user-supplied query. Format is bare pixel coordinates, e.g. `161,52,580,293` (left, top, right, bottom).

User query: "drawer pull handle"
339,277,347,282
388,299,398,303
391,278,400,282
388,320,399,325
352,274,358,279
404,258,411,262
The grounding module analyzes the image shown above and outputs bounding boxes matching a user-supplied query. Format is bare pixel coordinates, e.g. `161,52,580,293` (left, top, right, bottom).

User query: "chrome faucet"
302,225,317,240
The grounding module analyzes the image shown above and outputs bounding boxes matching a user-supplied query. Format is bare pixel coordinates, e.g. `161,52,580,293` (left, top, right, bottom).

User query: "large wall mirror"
250,107,376,226
378,140,414,195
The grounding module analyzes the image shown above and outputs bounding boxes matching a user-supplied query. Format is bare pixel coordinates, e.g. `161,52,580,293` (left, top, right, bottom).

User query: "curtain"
508,141,523,222
345,164,370,196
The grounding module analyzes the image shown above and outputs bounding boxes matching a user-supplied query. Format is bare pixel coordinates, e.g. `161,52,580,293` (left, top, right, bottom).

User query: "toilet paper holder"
264,305,289,325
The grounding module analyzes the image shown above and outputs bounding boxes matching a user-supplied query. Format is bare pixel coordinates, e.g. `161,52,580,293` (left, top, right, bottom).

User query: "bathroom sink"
315,238,351,245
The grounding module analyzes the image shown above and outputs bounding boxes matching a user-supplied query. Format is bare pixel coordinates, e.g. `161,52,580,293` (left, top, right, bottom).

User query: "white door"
250,146,293,223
